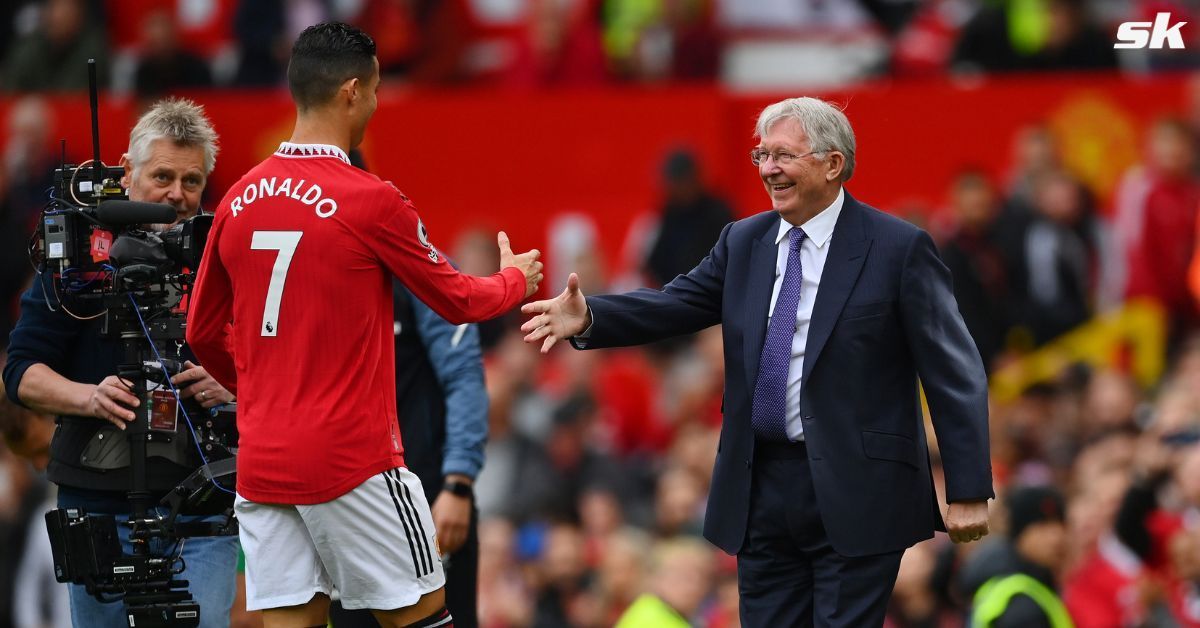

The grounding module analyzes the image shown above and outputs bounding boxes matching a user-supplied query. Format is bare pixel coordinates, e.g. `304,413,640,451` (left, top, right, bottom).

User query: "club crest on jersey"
417,220,439,263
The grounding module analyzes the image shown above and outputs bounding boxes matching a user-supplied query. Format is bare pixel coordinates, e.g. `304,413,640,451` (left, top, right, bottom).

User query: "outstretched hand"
520,273,590,353
497,231,542,298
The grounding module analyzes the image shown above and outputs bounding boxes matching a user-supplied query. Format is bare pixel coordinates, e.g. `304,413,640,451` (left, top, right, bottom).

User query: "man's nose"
165,179,184,201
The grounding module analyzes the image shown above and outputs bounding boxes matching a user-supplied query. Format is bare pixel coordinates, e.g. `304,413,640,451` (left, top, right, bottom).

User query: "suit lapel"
743,216,781,394
802,197,872,384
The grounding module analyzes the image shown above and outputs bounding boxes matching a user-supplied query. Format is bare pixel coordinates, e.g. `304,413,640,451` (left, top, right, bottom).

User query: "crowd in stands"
3,1,1200,627
0,0,1198,97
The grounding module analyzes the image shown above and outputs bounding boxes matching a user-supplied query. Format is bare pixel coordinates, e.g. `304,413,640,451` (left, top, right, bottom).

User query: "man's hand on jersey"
433,476,472,555
86,375,139,428
520,273,590,353
497,231,543,298
172,361,235,409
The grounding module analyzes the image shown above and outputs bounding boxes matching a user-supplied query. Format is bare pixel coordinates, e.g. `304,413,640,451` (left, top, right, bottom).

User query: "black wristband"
443,479,473,498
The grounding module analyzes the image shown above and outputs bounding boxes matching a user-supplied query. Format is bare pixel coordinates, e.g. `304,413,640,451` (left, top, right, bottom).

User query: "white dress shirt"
768,187,844,441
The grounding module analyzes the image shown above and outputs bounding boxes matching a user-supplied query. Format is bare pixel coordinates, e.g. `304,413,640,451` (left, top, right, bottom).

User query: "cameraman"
2,98,237,628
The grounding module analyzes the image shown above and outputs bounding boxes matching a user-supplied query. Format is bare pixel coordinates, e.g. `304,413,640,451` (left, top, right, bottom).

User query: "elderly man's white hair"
755,97,856,182
126,98,219,175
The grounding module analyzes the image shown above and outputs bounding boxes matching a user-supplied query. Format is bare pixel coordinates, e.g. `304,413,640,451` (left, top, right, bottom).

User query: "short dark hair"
287,22,377,110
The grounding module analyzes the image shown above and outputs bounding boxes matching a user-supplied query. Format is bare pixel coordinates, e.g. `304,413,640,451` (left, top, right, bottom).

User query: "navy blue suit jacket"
575,193,993,557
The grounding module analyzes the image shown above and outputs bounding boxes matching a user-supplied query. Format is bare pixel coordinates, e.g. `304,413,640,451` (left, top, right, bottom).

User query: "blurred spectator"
643,149,733,288
354,0,422,76
3,95,54,219
0,397,53,473
536,393,624,522
532,523,594,627
962,485,1071,627
614,535,714,627
891,0,975,76
1124,119,1200,340
887,539,956,628
603,0,721,82
1077,369,1140,440
1063,528,1150,627
1111,441,1200,627
590,527,650,624
703,570,740,628
1005,124,1061,211
951,0,1117,74
654,466,704,537
1009,170,1099,346
579,487,626,559
0,440,54,628
1166,525,1200,627
133,10,213,99
477,517,534,627
665,0,721,81
406,0,479,84
1,392,66,627
1,96,54,349
938,170,1011,370
593,347,671,457
1,0,109,92
11,482,69,628
231,0,288,86
1062,427,1157,627
507,0,607,87
0,1,41,50
603,0,663,80
659,327,724,431
476,331,557,522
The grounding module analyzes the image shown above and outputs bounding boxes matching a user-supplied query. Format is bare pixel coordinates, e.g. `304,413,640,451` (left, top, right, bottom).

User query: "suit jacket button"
745,460,752,469
802,415,814,421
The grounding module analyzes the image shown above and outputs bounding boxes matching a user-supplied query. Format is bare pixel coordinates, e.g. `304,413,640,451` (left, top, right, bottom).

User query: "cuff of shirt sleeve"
569,306,594,349
500,266,526,305
4,361,32,408
947,493,994,503
441,455,482,481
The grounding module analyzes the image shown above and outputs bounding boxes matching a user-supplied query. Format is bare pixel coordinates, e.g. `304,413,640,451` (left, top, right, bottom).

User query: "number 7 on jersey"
251,231,303,337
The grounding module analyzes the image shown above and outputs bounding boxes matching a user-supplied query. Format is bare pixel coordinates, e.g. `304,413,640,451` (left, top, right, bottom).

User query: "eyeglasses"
749,149,821,167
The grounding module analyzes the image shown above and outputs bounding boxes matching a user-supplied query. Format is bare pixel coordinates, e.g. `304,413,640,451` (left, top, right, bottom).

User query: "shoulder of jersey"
214,165,272,216
381,180,413,204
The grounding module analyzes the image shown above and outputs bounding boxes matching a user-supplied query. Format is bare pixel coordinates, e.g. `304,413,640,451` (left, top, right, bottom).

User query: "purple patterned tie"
751,227,806,442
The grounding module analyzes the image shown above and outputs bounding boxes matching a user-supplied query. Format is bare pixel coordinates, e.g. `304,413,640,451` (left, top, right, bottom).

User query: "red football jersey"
187,142,525,504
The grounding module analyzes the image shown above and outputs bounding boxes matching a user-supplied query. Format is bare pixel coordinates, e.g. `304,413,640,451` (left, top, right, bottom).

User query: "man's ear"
119,153,133,188
825,152,845,182
343,77,361,104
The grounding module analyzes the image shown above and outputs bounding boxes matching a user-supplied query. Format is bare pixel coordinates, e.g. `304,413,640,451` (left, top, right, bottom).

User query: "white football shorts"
235,467,445,611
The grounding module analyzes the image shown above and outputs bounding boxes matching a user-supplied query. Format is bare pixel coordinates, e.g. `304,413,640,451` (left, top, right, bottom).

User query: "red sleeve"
363,186,525,324
185,213,238,395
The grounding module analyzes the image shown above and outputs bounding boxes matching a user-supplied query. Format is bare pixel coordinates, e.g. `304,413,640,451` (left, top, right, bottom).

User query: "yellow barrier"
989,299,1166,402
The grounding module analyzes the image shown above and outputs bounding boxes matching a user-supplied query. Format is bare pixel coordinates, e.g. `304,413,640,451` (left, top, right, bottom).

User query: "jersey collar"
275,142,351,165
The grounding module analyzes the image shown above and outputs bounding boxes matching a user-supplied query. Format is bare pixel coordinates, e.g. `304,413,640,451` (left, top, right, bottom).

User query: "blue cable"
126,293,235,497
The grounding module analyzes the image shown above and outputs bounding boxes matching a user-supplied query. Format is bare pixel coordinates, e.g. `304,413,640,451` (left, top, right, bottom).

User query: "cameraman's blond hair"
126,98,219,176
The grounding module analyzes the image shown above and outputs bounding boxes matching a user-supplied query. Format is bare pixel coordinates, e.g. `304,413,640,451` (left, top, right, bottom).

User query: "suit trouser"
737,440,903,628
